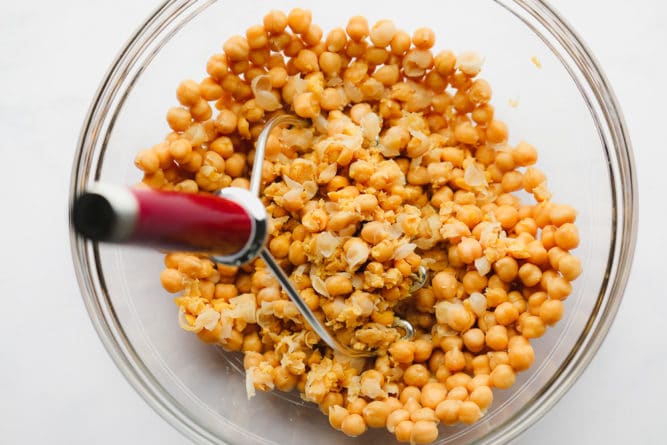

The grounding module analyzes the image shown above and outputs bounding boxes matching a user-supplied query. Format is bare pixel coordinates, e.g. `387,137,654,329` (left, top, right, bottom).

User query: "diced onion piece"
457,51,485,76
360,113,382,142
311,273,329,298
468,292,487,317
393,242,417,260
318,163,338,183
317,231,340,258
474,255,491,276
464,162,487,187
283,174,304,189
245,367,257,400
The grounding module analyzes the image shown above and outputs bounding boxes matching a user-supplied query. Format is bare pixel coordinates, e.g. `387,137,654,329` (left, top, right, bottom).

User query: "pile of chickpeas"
134,8,582,444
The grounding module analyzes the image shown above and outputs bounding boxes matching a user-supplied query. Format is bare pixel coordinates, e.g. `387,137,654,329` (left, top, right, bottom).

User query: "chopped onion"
317,231,340,258
457,51,485,76
303,180,318,199
361,113,382,142
393,242,417,260
313,113,328,134
468,292,487,317
245,367,256,400
311,273,329,298
464,162,487,187
318,163,338,183
474,256,491,276
343,80,363,103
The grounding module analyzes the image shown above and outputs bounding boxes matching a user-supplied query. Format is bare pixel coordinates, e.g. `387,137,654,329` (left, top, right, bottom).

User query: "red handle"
130,188,253,255
72,184,254,257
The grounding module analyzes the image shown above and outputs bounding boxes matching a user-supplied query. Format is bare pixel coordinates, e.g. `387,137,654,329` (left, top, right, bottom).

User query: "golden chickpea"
293,92,321,118
520,315,546,339
458,400,482,424
547,275,572,300
400,386,422,404
346,15,369,41
513,141,538,166
419,382,447,409
341,413,366,437
444,348,466,372
486,120,508,144
325,27,347,52
390,30,411,55
325,274,353,296
494,301,519,326
493,256,518,283
362,400,391,428
369,19,397,47
460,328,484,353
176,79,201,106
433,399,459,425
558,254,582,281
413,337,434,362
508,342,535,371
294,49,319,73
160,268,184,293
403,364,430,387
470,385,493,410
412,27,435,49
286,7,311,34
454,121,479,145
225,153,246,178
394,419,414,443
166,107,191,132
485,325,509,351
539,299,564,325
490,363,515,389
263,10,288,33
457,237,482,264
223,35,249,61
390,340,416,364
518,263,542,287
410,420,438,444
386,409,410,433
215,109,238,134
554,223,579,250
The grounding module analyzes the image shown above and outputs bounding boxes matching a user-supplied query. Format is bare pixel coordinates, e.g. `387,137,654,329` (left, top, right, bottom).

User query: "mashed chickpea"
134,9,582,444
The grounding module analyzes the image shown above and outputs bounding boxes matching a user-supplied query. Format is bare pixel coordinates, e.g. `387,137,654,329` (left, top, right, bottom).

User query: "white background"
1,0,665,444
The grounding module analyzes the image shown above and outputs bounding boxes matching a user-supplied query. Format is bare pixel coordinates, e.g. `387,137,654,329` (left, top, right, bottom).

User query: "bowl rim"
69,0,638,444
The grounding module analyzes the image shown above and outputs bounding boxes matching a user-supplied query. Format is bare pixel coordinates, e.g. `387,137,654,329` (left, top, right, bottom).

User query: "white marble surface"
1,0,665,443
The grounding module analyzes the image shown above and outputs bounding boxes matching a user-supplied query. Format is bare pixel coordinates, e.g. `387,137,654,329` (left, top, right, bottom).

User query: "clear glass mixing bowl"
69,0,637,443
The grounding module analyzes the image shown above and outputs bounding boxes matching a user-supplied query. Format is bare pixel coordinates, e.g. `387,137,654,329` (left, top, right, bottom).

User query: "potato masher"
71,114,427,357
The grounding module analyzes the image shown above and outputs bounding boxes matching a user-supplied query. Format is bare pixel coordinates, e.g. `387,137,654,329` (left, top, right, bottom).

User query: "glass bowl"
69,0,637,444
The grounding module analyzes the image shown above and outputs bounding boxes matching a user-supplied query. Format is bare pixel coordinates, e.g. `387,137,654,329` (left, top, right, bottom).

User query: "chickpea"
458,401,482,424
435,399,461,425
223,35,250,61
518,263,542,287
390,340,416,364
386,409,410,433
470,385,493,410
490,363,515,389
293,92,321,118
485,325,509,351
411,420,438,444
420,382,447,409
513,141,538,166
494,256,518,282
166,107,191,132
394,419,414,443
520,315,546,339
363,400,391,428
486,120,508,144
558,254,582,281
547,275,572,300
508,342,535,371
555,223,580,250
540,299,564,325
341,413,366,437
346,16,369,41
403,364,430,387
263,10,288,33
494,301,519,326
457,237,482,264
390,30,411,55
